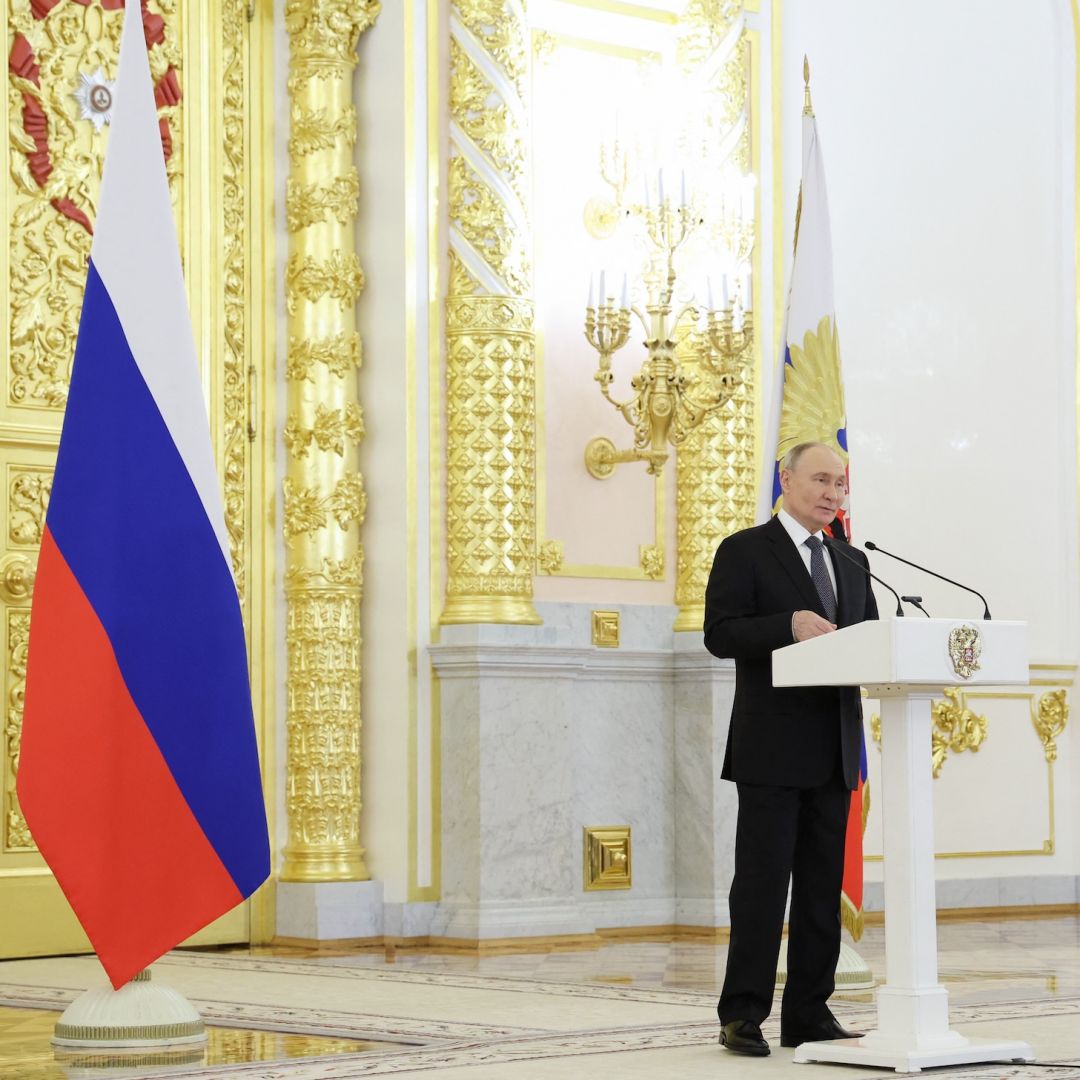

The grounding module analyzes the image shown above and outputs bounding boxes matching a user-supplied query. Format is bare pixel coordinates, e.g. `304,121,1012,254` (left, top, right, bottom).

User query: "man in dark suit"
704,441,878,1056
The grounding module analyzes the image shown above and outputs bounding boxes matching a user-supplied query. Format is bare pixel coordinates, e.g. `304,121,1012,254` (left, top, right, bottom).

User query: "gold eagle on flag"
772,315,848,513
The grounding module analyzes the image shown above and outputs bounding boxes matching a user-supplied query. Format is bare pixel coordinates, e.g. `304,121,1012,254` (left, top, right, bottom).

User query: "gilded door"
0,0,275,958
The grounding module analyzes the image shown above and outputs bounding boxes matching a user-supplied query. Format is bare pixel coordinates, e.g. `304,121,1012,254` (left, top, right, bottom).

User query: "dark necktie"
804,535,837,623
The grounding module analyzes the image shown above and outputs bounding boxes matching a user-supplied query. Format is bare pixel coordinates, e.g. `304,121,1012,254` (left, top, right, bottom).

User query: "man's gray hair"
780,441,839,471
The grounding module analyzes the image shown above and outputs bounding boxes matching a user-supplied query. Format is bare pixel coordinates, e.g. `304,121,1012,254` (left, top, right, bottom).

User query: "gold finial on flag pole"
803,54,814,117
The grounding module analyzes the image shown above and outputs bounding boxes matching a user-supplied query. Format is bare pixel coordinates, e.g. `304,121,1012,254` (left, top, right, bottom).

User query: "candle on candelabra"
598,270,606,307
743,270,753,311
706,276,714,310
680,169,687,208
658,168,665,207
588,274,595,309
620,274,628,310
721,273,730,309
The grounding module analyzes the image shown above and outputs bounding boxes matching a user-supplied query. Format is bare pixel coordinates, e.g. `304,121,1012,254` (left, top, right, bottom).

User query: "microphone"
864,541,991,620
824,537,905,617
901,595,932,618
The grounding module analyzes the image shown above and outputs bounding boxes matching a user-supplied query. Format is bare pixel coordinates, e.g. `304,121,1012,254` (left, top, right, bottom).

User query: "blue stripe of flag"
45,262,269,897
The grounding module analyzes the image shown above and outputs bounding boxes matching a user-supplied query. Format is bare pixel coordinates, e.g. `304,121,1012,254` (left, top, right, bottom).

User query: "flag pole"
771,55,874,996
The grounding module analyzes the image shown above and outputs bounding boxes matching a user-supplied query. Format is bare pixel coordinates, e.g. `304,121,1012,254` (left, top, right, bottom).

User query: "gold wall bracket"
584,436,667,479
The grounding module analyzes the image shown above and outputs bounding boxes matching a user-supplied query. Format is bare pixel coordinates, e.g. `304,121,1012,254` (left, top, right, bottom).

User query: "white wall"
777,0,1077,658
776,0,1079,890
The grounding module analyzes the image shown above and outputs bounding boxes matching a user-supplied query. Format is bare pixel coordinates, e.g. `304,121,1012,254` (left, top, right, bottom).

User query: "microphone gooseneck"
864,541,991,620
825,538,904,618
901,595,932,618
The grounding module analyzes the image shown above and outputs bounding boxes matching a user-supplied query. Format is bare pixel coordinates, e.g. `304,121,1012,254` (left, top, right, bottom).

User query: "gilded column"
673,3,755,632
440,0,540,625
674,357,755,631
281,0,377,881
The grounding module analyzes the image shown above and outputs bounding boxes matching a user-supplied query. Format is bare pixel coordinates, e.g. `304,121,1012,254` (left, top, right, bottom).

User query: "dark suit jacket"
703,515,879,790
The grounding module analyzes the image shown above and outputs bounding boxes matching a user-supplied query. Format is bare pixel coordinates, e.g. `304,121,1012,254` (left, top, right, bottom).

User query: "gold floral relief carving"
448,155,530,295
8,472,52,547
286,169,359,232
283,473,367,539
537,539,564,574
449,39,525,199
1033,689,1069,764
221,0,248,600
443,296,536,608
930,688,987,778
285,332,361,382
448,250,480,297
639,544,664,580
284,550,364,589
283,403,364,459
4,610,31,851
7,0,183,412
284,592,362,855
285,251,365,313
287,104,358,160
284,0,379,68
869,689,989,778
452,0,527,96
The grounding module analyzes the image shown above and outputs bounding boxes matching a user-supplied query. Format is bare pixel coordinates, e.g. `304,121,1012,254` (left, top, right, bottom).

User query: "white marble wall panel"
431,604,715,938
673,636,738,927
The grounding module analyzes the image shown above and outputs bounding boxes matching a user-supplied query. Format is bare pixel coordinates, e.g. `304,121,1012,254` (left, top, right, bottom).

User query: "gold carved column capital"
284,0,380,69
281,0,376,882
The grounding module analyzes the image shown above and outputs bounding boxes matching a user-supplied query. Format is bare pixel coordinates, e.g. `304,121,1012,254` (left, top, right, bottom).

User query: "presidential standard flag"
16,0,269,988
760,71,867,939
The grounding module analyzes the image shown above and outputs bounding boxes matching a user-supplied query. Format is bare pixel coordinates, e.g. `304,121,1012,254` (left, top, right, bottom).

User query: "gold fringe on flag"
841,890,864,942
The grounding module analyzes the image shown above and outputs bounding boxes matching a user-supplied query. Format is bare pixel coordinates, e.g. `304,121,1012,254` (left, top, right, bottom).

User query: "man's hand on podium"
792,610,837,642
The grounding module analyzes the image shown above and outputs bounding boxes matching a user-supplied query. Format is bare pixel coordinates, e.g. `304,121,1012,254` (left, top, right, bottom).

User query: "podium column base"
792,1035,1035,1072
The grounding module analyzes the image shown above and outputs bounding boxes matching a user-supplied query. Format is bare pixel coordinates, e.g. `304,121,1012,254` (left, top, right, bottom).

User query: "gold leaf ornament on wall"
930,688,987,777
1033,689,1069,763
7,0,183,412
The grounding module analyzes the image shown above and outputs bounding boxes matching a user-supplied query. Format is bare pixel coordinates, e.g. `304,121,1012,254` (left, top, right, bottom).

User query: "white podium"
773,618,1035,1073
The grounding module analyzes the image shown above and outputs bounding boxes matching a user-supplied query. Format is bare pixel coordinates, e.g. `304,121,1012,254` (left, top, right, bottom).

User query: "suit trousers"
717,769,851,1027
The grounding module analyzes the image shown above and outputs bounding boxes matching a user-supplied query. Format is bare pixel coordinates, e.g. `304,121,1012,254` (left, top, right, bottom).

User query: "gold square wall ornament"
584,826,632,891
591,610,620,648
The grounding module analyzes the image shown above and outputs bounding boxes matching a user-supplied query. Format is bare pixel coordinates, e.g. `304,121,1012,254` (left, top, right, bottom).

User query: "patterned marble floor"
0,1006,390,1078
0,914,1078,1078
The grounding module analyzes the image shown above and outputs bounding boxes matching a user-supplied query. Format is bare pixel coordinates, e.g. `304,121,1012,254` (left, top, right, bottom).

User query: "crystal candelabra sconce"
583,166,755,479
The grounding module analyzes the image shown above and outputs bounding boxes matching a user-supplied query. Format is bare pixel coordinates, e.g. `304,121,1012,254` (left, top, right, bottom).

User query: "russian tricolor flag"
16,0,269,988
760,85,866,940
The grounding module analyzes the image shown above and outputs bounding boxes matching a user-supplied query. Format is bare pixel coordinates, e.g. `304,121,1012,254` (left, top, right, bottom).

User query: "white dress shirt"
777,507,838,597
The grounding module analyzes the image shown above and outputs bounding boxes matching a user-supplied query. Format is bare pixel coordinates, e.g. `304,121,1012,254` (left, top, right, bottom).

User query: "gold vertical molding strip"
673,5,756,633
440,0,540,625
281,0,378,883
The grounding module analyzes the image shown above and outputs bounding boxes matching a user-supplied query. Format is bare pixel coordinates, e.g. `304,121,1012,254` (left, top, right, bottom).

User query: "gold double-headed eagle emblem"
947,625,982,679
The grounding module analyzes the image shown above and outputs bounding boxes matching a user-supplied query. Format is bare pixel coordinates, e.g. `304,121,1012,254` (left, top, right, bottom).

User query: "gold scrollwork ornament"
930,688,987,778
1033,689,1069,763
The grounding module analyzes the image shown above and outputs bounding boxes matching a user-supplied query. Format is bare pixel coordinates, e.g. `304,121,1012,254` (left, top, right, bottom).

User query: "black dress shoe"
780,1015,864,1047
719,1020,770,1056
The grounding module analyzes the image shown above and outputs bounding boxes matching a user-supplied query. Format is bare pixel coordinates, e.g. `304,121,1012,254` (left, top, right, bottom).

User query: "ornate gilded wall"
0,0,275,958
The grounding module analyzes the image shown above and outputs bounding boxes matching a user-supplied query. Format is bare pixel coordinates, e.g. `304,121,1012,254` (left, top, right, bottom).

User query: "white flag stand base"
793,1034,1035,1073
775,937,875,993
52,969,207,1049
